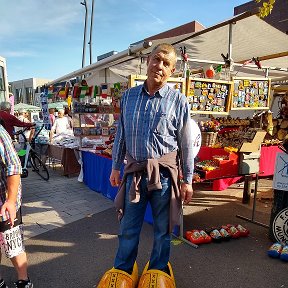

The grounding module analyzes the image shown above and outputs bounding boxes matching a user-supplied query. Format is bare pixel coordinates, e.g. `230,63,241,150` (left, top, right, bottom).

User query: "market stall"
44,12,288,186
48,145,81,177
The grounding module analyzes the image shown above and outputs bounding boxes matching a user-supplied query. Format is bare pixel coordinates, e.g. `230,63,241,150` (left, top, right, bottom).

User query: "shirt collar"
142,81,168,98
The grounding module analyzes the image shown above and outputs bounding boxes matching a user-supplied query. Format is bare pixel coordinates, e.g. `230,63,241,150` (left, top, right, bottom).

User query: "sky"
0,0,250,82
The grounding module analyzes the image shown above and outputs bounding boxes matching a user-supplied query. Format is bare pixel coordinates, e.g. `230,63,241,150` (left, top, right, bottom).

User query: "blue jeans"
114,169,171,273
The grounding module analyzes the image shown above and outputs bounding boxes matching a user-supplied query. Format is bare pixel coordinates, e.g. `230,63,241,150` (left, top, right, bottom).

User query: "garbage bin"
269,189,288,243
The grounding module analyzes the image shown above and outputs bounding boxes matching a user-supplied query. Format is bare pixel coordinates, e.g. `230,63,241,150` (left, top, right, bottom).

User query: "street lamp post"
88,0,95,65
81,0,88,68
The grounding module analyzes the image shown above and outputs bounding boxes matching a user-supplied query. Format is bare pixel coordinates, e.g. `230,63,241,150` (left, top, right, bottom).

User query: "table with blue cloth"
81,151,154,224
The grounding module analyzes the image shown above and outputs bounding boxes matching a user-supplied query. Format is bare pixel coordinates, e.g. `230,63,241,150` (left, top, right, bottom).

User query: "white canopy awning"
111,13,288,80
50,10,288,84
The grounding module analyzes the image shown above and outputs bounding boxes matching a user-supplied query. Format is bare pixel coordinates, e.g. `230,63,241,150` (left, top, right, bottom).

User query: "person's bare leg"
10,251,29,280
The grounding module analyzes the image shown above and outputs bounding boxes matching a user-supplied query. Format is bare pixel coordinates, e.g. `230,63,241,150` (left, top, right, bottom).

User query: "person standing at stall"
97,43,194,288
49,108,73,143
48,108,55,126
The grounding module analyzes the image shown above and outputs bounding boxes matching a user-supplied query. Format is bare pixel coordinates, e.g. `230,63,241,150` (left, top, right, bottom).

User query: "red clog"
235,224,250,237
199,230,212,243
185,230,204,245
224,224,241,239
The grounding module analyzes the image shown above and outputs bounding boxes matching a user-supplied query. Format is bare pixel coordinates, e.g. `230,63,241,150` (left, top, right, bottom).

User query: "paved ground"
1,165,287,288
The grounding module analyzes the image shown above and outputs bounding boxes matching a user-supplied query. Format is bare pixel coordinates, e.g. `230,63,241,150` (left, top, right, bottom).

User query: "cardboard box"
239,130,267,153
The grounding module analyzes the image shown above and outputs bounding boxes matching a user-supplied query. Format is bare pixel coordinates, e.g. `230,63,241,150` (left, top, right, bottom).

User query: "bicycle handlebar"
13,126,32,136
14,124,44,144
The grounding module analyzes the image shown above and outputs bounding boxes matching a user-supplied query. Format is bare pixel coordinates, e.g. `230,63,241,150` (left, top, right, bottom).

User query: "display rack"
186,77,233,115
231,77,271,110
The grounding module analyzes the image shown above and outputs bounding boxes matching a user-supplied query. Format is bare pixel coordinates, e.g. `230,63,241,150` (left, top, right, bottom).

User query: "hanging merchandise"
179,46,188,62
221,53,232,67
67,95,72,110
252,57,262,69
93,85,99,97
72,83,80,99
47,85,54,100
204,65,215,79
215,65,222,73
101,83,108,98
58,87,68,99
80,86,89,99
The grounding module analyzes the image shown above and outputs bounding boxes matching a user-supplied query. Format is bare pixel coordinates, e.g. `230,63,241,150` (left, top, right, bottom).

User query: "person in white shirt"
49,108,73,143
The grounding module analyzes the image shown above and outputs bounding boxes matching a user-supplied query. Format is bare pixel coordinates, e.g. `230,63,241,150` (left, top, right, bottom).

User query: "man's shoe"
97,262,138,288
14,279,33,288
0,279,8,288
137,262,176,288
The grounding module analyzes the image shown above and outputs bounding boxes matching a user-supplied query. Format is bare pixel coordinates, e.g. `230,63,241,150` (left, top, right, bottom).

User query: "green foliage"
255,0,275,18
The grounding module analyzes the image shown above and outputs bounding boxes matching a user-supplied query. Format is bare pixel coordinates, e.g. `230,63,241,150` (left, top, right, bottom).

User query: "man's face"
146,47,176,86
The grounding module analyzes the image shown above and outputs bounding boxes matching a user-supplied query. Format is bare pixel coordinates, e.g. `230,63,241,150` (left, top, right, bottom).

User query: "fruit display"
216,116,250,126
195,160,219,171
199,119,221,132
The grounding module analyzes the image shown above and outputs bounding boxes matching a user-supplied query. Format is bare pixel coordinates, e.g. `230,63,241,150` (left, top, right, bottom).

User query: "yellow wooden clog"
97,262,138,288
137,262,176,288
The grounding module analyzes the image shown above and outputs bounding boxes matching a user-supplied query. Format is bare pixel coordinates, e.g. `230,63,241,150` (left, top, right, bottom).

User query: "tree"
255,0,275,18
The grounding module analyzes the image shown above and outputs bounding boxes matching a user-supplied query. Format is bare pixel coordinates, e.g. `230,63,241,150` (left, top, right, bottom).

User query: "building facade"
234,0,288,34
9,78,51,106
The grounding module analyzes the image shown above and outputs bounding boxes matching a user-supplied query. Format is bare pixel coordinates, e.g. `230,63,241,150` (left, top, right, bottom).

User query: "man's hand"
110,169,121,187
0,200,17,228
180,182,193,205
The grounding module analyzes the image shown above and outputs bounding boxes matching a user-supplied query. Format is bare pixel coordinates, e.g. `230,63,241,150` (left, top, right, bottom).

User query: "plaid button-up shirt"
112,83,194,184
0,125,22,220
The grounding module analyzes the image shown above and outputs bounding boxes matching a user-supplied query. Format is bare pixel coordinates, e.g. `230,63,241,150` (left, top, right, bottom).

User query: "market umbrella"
14,102,41,112
48,101,68,110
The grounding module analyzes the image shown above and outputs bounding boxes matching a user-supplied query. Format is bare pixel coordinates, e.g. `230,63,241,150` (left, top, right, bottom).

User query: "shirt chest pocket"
153,113,175,136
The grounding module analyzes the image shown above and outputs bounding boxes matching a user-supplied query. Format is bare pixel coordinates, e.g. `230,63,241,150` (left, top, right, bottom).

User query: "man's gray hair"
0,101,12,111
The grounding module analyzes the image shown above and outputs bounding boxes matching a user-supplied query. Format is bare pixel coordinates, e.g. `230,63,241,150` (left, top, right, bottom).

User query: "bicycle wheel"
30,152,50,181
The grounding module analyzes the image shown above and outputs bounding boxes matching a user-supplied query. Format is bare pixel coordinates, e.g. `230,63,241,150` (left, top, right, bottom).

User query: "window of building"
26,87,33,104
0,66,5,102
15,88,22,103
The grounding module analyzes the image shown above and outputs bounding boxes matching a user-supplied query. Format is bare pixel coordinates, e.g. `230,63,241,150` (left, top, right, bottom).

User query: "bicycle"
14,125,50,181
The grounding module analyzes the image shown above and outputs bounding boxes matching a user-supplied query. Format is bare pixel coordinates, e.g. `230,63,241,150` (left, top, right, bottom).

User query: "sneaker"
14,279,33,288
0,279,8,288
267,242,283,258
280,245,288,262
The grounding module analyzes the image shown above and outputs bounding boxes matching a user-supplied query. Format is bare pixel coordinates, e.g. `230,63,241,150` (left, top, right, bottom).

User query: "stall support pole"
236,173,269,228
242,174,252,204
171,205,198,249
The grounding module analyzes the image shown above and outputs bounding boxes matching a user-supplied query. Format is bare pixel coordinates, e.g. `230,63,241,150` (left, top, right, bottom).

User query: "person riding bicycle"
0,102,35,140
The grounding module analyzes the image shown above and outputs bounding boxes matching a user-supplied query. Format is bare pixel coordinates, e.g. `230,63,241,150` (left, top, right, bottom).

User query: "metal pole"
89,0,94,65
228,22,234,72
81,0,88,68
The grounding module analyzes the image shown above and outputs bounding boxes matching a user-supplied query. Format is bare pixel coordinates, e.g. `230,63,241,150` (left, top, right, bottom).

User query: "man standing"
0,124,33,288
97,43,194,288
